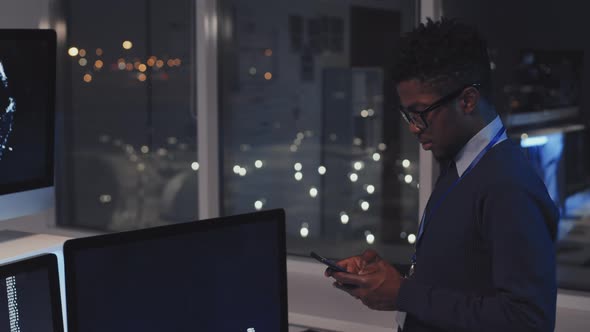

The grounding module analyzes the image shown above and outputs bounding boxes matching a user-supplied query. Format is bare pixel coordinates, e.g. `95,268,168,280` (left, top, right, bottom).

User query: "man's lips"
420,141,433,150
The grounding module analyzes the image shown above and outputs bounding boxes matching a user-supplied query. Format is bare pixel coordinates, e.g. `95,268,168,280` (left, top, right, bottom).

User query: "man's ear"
460,87,480,115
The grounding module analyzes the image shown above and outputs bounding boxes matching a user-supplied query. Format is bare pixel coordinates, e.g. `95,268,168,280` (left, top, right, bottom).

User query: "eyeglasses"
399,83,481,130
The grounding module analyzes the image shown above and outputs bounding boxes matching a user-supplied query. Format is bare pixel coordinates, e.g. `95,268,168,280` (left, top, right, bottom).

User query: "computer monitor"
0,29,56,221
0,253,64,332
64,209,288,332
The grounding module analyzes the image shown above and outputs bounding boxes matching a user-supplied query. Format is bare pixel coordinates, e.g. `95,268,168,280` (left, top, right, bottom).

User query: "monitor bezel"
0,253,64,332
63,208,288,332
0,29,56,195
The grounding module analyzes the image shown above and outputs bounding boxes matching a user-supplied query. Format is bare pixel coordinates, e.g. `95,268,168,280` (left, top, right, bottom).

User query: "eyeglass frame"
399,83,481,130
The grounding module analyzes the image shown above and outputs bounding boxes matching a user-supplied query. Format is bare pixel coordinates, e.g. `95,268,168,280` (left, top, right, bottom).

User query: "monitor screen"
0,29,55,195
64,209,287,332
0,254,64,332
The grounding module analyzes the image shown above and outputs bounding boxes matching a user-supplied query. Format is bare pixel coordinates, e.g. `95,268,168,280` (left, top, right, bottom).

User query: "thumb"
361,249,379,264
358,262,380,275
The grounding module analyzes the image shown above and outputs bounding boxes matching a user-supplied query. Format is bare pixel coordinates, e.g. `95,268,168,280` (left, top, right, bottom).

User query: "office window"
57,0,199,231
443,0,590,291
219,0,418,262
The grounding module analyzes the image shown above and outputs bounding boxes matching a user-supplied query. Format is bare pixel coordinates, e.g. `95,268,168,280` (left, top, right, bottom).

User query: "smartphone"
309,251,348,273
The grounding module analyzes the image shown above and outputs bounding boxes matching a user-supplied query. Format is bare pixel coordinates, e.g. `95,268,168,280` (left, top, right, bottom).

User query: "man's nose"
408,122,422,135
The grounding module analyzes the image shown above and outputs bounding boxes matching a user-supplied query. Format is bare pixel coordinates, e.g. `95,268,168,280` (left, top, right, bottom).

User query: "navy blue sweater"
396,139,559,332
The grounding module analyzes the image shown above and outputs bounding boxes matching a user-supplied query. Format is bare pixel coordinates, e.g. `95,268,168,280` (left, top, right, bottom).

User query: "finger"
361,249,380,263
324,268,333,277
331,271,367,287
358,262,380,275
335,258,360,272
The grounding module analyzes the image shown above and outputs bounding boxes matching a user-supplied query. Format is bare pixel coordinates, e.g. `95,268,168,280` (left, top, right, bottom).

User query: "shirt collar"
453,116,507,177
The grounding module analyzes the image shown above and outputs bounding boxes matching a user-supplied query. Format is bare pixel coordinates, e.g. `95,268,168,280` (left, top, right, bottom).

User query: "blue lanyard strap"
411,126,506,265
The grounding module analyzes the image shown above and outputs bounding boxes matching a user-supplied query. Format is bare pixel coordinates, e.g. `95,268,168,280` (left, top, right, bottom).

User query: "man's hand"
323,249,376,276
325,249,404,311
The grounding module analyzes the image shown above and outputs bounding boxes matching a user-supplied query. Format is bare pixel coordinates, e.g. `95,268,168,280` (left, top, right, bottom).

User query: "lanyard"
410,126,506,270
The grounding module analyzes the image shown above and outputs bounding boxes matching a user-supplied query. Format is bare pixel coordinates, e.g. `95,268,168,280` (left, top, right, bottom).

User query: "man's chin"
431,150,449,162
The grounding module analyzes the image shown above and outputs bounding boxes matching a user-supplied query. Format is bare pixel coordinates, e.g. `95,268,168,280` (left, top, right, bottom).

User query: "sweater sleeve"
395,182,557,332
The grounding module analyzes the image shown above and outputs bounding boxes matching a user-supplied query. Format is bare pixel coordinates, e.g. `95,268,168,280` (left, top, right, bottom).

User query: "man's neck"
451,115,507,176
464,108,497,144
447,112,497,162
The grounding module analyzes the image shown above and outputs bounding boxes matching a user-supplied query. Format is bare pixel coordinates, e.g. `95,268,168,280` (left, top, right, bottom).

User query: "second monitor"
0,253,63,332
63,209,287,332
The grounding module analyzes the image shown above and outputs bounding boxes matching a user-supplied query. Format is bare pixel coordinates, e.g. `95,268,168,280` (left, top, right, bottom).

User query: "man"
326,18,558,331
